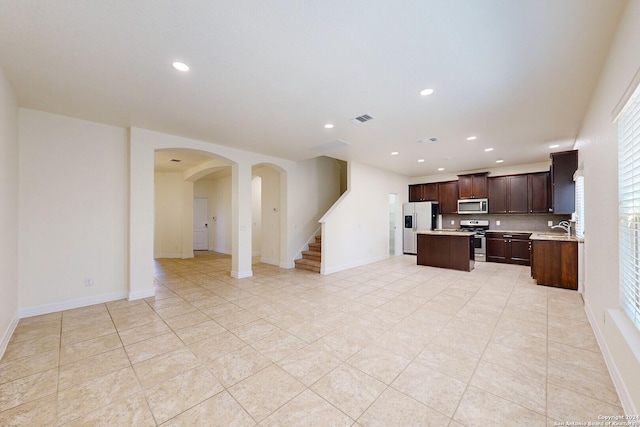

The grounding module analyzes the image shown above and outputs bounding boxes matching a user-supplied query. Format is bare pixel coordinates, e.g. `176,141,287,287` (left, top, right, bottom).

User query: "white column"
128,129,155,300
231,161,253,278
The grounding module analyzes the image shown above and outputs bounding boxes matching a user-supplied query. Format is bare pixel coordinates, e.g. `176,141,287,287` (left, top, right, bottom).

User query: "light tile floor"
0,253,624,426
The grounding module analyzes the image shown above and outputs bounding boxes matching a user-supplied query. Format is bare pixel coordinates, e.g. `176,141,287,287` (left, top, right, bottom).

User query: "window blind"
575,175,585,239
618,82,640,332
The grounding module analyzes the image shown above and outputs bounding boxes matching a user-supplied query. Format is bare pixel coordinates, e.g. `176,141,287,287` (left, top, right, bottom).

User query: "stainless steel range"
458,219,490,262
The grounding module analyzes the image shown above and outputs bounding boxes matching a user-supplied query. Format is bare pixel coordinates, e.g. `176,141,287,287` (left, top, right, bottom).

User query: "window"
575,174,585,239
618,82,640,331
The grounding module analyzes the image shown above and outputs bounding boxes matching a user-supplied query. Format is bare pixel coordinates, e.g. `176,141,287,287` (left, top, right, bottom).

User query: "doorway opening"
389,193,397,255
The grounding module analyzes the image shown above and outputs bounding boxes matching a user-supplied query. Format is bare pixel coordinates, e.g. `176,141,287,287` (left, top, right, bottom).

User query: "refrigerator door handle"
413,213,417,231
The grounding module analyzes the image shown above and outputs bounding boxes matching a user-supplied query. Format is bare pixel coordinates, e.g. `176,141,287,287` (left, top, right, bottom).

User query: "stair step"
302,250,321,261
308,242,321,252
315,235,322,243
294,258,321,273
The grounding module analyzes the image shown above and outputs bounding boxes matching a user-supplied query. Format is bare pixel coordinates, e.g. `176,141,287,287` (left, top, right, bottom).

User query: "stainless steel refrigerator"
403,202,439,254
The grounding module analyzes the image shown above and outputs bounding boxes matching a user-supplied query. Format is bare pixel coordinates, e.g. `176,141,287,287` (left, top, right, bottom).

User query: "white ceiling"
0,1,627,177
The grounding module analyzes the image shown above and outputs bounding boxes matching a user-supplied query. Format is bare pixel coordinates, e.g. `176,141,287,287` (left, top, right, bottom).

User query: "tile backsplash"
442,213,572,232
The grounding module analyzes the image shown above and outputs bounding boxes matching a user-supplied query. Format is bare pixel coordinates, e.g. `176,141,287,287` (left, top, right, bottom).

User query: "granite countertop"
416,230,476,236
484,230,536,234
529,232,583,242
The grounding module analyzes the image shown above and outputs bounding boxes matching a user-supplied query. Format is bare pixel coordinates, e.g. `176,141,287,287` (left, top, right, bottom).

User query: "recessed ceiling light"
418,159,425,163
420,88,434,96
172,62,189,72
324,124,334,129
484,148,494,152
496,159,504,163
466,136,477,141
549,144,560,148
391,151,399,155
437,167,445,171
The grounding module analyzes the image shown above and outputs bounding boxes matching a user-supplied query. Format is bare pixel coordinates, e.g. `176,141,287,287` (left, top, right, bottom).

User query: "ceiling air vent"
350,113,375,124
417,137,438,143
170,159,182,162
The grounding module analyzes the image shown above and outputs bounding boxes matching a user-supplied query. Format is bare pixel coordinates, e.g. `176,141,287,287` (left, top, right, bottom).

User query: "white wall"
18,109,129,315
574,1,640,413
251,176,262,256
154,172,186,258
321,162,409,274
0,67,19,355
211,174,232,254
286,156,343,264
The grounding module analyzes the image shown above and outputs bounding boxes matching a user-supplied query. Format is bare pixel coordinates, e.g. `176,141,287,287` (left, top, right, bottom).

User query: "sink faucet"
551,220,571,237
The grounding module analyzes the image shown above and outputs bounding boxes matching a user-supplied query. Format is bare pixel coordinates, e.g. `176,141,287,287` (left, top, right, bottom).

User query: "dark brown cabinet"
531,239,578,289
507,175,529,213
486,232,531,266
408,183,439,202
488,177,507,214
551,150,578,214
458,173,488,199
488,172,550,214
438,181,459,214
417,233,475,271
528,172,550,213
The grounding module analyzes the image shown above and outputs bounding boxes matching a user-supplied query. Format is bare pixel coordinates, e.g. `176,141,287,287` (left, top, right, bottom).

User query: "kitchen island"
416,230,476,272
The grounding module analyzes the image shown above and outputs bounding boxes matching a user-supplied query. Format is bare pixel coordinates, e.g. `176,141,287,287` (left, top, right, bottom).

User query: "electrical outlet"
450,220,455,225
84,277,94,287
496,220,501,226
548,221,553,226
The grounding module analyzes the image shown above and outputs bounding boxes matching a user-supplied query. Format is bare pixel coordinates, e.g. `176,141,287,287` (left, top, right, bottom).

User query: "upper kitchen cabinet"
488,172,550,214
438,180,459,214
488,176,508,214
551,150,578,214
488,175,527,213
409,183,439,202
507,174,529,213
458,173,488,199
528,172,551,213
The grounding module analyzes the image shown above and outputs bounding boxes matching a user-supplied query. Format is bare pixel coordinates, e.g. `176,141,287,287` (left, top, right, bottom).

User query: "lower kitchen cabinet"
486,232,531,266
531,239,578,290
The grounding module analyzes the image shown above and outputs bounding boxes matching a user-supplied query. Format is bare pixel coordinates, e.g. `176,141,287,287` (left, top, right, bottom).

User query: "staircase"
294,235,321,273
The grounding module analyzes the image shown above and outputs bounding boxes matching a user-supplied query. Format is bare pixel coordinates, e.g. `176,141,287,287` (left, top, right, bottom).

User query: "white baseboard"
231,269,253,279
260,257,279,266
154,253,183,259
19,291,129,318
212,247,231,255
321,254,389,275
585,301,637,415
0,315,19,361
129,288,155,301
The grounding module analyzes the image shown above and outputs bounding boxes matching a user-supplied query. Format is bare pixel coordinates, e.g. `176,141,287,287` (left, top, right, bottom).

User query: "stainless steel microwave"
457,198,488,214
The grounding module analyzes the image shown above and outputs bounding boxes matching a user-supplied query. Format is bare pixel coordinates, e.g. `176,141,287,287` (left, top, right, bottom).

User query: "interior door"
193,198,209,250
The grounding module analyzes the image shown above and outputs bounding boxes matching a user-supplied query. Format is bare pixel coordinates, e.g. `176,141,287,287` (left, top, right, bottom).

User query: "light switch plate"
548,221,553,226
496,220,501,226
